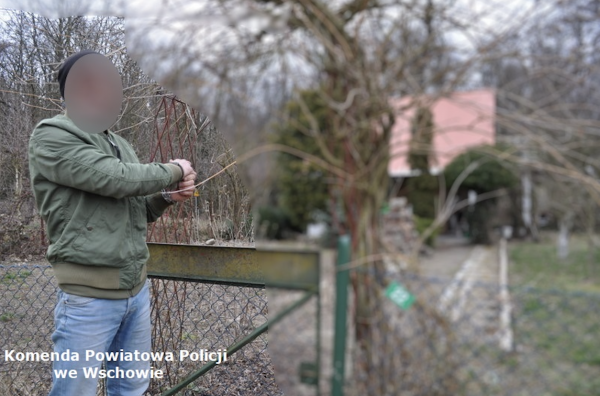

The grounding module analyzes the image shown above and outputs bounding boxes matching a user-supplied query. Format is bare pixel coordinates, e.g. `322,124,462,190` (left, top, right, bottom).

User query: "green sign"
385,281,415,310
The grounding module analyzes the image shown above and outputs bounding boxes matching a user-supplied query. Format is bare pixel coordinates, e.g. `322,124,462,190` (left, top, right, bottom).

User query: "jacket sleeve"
145,192,173,223
29,124,183,199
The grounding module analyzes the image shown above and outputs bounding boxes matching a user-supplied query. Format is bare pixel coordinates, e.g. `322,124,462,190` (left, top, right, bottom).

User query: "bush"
413,216,441,247
444,144,518,193
256,206,296,240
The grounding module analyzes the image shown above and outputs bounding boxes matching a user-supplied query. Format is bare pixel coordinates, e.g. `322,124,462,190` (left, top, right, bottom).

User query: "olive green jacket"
28,114,183,299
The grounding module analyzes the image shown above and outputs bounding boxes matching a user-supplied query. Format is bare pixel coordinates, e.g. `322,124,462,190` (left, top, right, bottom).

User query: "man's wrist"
161,189,176,204
170,161,185,181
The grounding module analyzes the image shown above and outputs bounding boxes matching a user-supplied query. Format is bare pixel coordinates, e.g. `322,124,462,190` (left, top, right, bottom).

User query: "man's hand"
170,173,197,202
169,159,195,179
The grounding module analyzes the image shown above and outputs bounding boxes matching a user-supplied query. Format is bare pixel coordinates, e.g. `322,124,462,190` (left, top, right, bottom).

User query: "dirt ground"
419,235,475,279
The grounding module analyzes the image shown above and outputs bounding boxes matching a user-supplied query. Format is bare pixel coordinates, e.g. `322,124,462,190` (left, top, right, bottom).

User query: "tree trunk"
585,199,596,277
557,213,572,261
521,170,539,241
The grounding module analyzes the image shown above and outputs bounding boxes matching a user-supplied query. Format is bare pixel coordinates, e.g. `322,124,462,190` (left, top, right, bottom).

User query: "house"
386,88,498,240
388,88,496,178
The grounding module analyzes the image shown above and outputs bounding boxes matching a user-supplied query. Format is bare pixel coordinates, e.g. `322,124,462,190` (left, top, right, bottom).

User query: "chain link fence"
344,266,600,396
2,258,599,396
0,263,320,396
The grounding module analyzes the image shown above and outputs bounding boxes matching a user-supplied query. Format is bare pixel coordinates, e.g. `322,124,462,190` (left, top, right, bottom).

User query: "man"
28,50,197,396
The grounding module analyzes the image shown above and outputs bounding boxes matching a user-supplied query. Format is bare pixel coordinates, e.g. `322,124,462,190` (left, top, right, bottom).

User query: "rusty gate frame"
146,242,322,396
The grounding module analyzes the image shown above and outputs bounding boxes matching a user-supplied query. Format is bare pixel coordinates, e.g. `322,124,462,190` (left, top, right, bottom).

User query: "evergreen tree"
269,90,332,232
406,106,438,220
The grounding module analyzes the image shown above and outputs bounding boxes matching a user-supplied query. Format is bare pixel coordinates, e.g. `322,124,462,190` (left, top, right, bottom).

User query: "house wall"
388,89,496,177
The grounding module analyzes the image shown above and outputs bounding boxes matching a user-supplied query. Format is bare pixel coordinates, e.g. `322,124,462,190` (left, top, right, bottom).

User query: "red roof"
388,89,496,177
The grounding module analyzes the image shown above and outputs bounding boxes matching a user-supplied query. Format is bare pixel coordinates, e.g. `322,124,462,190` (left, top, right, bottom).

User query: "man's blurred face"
64,54,123,134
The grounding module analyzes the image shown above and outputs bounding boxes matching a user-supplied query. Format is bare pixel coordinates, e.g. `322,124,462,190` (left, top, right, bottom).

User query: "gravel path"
430,239,502,346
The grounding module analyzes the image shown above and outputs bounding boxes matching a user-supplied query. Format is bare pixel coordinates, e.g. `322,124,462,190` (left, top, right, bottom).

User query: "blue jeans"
48,280,152,396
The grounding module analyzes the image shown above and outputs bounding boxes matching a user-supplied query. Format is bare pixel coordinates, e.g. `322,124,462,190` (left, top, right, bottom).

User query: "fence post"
331,234,351,396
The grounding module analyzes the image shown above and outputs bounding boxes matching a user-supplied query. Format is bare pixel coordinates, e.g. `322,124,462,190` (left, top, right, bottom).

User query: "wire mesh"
2,263,599,395
0,264,319,395
345,268,600,396
147,279,281,395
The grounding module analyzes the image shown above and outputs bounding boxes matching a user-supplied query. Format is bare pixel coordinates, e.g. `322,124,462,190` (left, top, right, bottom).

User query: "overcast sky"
0,0,536,37
0,0,543,118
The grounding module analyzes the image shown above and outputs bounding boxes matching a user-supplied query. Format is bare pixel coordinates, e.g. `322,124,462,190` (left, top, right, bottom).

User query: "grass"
508,231,600,293
1,269,32,285
506,231,600,396
514,291,600,363
0,312,15,322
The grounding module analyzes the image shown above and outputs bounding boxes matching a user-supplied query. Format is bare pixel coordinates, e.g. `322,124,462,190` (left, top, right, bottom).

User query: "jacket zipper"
104,131,122,160
103,132,142,294
105,131,137,291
